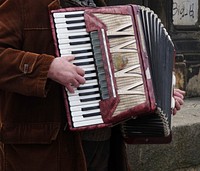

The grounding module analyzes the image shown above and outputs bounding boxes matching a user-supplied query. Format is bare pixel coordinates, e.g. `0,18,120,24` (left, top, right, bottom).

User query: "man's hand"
173,88,185,115
47,56,85,93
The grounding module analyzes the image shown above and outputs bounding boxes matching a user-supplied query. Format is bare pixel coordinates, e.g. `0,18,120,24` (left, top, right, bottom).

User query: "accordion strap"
60,0,96,7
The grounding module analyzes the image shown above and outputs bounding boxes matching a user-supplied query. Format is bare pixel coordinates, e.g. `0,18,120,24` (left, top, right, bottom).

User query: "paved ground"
126,97,200,171
173,97,200,127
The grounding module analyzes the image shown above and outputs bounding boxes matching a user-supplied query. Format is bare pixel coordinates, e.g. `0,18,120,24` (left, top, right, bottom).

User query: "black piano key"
78,84,99,90
79,91,99,96
65,13,84,18
85,70,96,74
74,61,95,66
70,40,91,46
82,106,100,111
72,49,92,54
67,25,86,30
85,76,98,81
80,96,101,102
66,20,85,24
69,35,89,39
75,55,93,60
75,55,93,61
83,112,101,118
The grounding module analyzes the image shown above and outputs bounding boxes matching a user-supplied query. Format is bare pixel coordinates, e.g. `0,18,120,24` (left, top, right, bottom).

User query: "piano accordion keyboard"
52,11,109,128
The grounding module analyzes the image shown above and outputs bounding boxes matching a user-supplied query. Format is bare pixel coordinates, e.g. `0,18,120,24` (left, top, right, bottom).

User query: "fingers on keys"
62,56,86,93
66,66,86,93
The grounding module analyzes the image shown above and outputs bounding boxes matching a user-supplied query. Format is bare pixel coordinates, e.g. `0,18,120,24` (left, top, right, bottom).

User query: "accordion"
49,4,175,143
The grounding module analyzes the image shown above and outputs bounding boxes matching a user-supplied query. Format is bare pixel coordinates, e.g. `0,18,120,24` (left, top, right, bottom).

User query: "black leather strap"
60,0,96,7
79,0,96,7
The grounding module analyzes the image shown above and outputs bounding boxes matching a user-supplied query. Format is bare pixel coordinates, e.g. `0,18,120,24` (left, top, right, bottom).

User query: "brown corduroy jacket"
0,0,108,145
0,0,130,170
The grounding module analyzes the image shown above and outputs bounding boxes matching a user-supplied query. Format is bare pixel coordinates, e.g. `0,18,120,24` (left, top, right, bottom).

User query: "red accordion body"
50,5,175,143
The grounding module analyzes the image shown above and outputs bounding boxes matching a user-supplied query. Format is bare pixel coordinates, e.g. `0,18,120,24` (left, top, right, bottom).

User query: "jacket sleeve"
0,0,55,97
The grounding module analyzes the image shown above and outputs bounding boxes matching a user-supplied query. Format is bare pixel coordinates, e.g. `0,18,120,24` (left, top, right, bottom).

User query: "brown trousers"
0,130,87,171
0,131,112,171
0,126,130,171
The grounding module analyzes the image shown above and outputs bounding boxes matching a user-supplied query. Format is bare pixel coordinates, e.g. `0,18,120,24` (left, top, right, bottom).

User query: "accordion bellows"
50,4,175,143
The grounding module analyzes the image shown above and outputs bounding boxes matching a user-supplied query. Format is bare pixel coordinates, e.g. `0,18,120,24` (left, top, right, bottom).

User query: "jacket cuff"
36,54,55,97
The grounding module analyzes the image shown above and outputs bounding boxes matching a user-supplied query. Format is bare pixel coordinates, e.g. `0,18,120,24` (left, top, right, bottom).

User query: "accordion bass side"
49,5,175,143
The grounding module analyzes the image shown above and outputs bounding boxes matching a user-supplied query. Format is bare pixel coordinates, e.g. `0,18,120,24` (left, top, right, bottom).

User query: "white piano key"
55,22,85,29
69,99,100,107
53,16,85,24
56,28,87,34
60,52,93,58
59,31,89,37
68,91,98,98
53,17,84,24
73,58,94,65
69,87,99,97
77,85,99,94
84,72,97,77
60,52,93,59
53,11,84,18
60,48,92,55
69,94,100,102
79,79,98,87
58,37,91,44
72,115,102,122
77,85,99,91
59,43,91,50
74,52,93,57
65,80,99,95
60,49,91,55
73,118,103,127
59,44,91,50
57,32,89,39
70,103,99,112
72,87,99,94
80,65,96,71
70,79,98,88
53,18,66,23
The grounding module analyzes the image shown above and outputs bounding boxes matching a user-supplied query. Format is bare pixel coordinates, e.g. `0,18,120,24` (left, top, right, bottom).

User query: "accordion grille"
94,13,146,115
